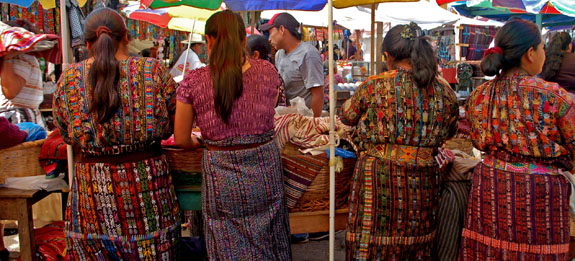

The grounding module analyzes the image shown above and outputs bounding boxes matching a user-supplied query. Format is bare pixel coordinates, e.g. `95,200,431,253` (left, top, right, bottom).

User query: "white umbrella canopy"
260,7,376,30
372,0,460,27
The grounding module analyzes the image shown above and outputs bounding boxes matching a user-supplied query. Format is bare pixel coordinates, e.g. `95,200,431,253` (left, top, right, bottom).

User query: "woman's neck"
502,67,529,77
241,58,251,73
392,59,412,71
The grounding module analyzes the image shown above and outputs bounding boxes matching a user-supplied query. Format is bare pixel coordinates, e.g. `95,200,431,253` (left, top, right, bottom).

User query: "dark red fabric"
39,129,67,160
39,129,67,175
35,221,66,261
0,116,27,149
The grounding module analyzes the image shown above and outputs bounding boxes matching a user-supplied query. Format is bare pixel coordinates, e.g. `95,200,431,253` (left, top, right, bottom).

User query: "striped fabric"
460,162,571,260
435,152,479,261
0,22,61,64
274,113,348,151
0,54,43,108
282,153,328,208
202,133,291,260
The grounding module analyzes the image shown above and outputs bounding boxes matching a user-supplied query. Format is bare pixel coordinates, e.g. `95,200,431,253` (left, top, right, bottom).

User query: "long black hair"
481,18,541,76
205,10,246,124
84,8,127,124
541,32,572,81
382,22,437,88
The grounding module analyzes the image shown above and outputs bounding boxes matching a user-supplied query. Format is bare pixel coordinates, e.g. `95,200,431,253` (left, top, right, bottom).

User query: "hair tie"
484,46,503,57
400,22,423,41
96,26,112,38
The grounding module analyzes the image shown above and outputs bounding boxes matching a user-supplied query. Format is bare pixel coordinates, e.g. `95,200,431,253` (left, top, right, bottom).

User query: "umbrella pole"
251,11,255,35
176,20,196,83
328,0,335,260
370,3,375,75
60,0,73,188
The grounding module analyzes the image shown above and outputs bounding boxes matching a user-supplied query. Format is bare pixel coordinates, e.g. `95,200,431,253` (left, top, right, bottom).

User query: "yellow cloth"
39,0,56,9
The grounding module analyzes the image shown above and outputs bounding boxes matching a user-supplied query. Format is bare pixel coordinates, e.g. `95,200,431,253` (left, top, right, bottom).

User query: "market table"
0,188,57,261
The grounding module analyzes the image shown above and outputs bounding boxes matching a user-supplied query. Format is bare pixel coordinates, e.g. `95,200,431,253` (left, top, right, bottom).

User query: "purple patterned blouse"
176,58,281,141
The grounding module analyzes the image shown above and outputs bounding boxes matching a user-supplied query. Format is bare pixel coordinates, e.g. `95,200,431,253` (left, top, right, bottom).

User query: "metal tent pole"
370,3,375,75
328,0,335,259
60,0,74,188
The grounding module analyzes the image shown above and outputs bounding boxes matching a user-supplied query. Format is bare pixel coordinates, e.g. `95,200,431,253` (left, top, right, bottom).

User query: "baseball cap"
258,12,300,35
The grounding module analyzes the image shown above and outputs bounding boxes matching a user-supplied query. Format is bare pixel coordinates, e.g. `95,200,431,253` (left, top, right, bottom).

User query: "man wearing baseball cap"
259,12,324,117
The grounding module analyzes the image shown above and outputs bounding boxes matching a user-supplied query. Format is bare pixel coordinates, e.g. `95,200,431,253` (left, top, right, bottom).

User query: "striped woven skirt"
65,154,181,260
346,144,442,260
202,132,291,260
459,156,571,260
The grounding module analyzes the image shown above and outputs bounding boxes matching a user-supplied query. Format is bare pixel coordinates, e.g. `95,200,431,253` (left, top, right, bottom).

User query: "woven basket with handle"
163,147,203,187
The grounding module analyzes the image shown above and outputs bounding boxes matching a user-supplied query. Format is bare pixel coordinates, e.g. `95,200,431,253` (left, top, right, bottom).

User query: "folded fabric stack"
0,21,61,63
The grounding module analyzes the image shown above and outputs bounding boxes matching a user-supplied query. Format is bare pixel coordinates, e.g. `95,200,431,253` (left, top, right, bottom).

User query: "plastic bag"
274,97,313,117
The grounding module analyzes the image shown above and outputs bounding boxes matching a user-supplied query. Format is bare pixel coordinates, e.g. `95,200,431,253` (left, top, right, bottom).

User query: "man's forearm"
310,87,324,117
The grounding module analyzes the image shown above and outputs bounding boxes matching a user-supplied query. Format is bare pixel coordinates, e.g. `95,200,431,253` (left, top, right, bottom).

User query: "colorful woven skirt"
346,144,441,260
202,133,291,260
459,158,571,260
65,154,181,260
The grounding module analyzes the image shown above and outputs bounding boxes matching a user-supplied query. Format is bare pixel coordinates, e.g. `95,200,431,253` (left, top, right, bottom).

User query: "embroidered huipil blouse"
340,69,459,149
466,73,575,161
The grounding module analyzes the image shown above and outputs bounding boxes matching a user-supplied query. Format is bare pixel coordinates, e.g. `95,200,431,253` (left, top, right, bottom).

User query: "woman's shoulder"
519,75,567,97
180,65,210,89
250,58,277,72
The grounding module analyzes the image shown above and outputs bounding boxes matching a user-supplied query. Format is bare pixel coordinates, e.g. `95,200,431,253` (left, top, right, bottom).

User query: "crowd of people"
0,5,575,261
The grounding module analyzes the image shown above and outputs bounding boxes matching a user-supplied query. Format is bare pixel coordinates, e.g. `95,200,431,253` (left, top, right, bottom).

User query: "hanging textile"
66,0,85,47
0,2,60,35
459,24,497,61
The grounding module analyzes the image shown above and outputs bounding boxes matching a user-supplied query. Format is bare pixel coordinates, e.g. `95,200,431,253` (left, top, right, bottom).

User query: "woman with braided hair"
341,22,458,260
541,32,575,93
53,8,180,259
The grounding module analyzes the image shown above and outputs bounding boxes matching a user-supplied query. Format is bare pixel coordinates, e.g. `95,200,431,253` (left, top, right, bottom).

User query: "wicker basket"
0,139,46,184
163,148,203,187
285,153,356,213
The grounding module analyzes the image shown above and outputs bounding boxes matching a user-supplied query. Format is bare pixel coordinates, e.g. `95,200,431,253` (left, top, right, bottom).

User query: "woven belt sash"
365,143,437,167
483,155,562,175
462,228,569,255
346,231,436,246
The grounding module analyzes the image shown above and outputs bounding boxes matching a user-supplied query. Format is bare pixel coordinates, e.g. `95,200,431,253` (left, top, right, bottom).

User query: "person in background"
53,8,180,259
541,32,575,94
170,34,206,80
460,19,575,260
341,22,458,260
247,34,287,107
323,60,344,111
334,44,342,61
346,39,358,60
140,48,152,57
259,12,324,117
174,10,291,260
0,19,45,128
321,47,329,62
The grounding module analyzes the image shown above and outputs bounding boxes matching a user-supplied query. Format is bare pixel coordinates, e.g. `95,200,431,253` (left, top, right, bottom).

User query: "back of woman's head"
541,32,572,81
205,10,246,124
84,7,127,124
382,22,437,88
481,18,541,76
247,35,271,63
